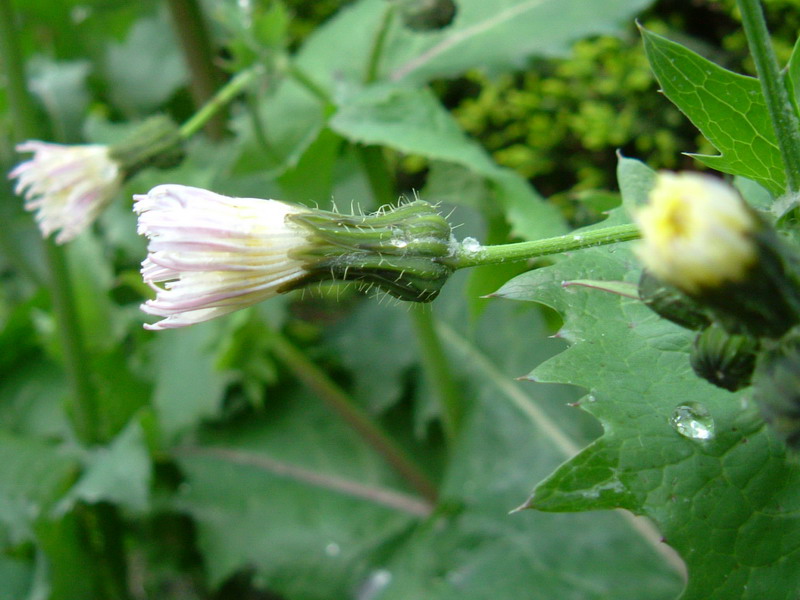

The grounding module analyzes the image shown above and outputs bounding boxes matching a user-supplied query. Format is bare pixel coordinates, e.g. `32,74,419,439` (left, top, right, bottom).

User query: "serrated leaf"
641,27,785,196
375,300,681,599
175,298,682,599
494,157,800,600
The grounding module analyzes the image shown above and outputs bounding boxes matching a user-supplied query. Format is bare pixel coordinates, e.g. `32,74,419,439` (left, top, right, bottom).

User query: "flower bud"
634,172,800,338
134,185,455,329
752,330,800,448
638,270,710,331
288,201,454,302
9,116,184,244
689,324,759,392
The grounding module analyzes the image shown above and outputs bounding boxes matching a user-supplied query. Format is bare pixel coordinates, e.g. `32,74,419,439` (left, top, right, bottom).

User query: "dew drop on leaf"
357,569,393,600
670,402,715,441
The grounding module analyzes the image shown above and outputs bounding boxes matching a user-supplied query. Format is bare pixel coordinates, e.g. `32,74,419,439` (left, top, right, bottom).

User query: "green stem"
448,223,640,270
737,0,800,193
44,243,100,443
1,2,128,598
410,306,463,441
356,145,396,207
0,0,100,446
354,136,465,443
178,65,265,140
269,331,438,504
0,0,38,139
167,0,226,140
365,5,396,84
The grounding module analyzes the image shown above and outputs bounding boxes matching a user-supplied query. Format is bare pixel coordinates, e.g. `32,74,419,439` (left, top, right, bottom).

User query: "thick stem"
179,65,264,140
737,0,800,193
0,2,128,598
269,331,438,504
0,0,100,444
44,243,100,443
410,306,463,441
167,0,226,140
448,224,640,270
0,0,38,139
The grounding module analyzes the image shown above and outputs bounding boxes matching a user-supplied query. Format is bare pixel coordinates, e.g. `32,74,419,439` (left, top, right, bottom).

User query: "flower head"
9,142,123,244
634,172,758,295
135,185,312,330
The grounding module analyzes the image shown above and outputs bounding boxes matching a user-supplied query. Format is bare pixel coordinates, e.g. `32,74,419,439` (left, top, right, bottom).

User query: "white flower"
134,184,312,330
9,141,123,244
634,172,759,294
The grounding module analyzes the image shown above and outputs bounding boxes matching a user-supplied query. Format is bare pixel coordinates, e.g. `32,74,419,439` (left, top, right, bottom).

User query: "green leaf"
104,12,188,116
173,391,422,598
148,321,233,441
494,157,800,600
641,27,785,196
27,56,91,142
174,299,682,599
0,431,78,544
330,83,564,239
0,556,33,600
57,417,152,513
325,299,420,415
382,0,655,84
376,300,681,599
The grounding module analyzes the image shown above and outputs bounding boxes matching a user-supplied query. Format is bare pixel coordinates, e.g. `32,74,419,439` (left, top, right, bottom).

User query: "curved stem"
737,0,800,193
269,330,438,504
179,65,265,140
365,5,396,84
167,0,226,140
448,223,640,270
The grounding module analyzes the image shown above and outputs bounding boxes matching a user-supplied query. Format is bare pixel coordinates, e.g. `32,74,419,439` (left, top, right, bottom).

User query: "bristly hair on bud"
9,142,123,244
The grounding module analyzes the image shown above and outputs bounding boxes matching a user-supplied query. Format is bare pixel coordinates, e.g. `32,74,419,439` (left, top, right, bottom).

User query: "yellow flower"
635,172,758,295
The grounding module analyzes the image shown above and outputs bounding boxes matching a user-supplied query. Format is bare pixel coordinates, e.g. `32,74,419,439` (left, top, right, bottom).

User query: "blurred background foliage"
0,0,793,599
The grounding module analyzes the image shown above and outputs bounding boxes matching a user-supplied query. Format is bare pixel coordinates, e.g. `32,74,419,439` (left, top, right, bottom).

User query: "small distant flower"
634,171,758,295
9,116,183,245
134,185,312,330
9,142,123,244
134,185,455,329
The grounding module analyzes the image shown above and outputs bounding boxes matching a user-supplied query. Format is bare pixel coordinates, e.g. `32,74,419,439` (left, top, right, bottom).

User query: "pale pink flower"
9,141,123,244
134,185,312,330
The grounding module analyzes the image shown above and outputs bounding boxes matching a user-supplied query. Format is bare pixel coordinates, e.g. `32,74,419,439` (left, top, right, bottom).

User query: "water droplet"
325,542,340,557
670,402,715,441
461,237,481,252
357,569,392,600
